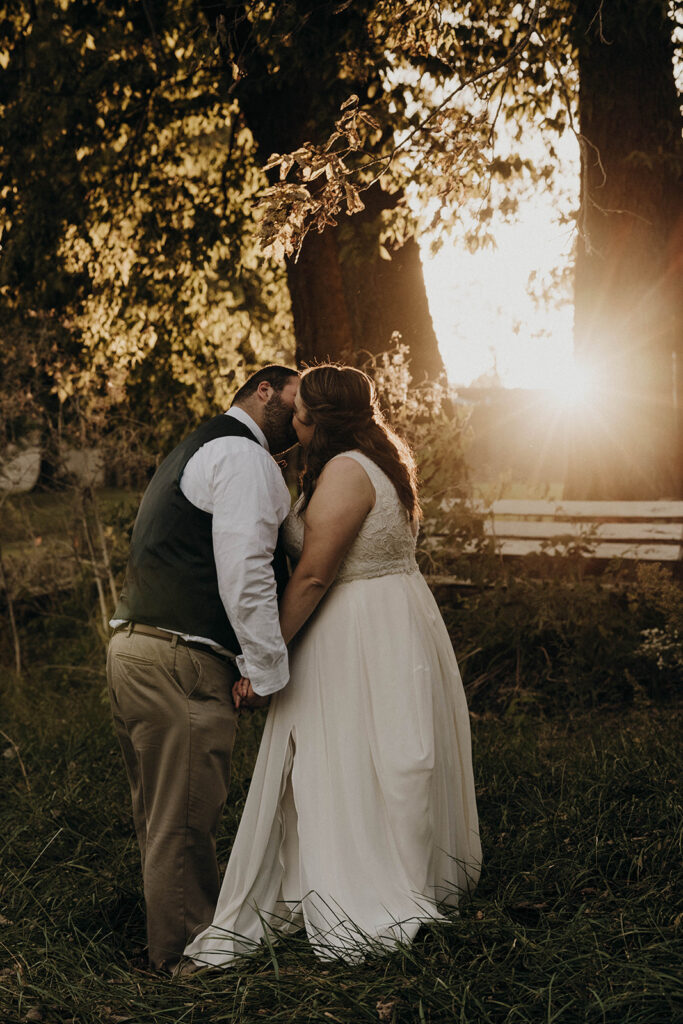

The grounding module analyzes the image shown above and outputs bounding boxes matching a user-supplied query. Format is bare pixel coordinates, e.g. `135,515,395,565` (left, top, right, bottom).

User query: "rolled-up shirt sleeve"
210,444,291,696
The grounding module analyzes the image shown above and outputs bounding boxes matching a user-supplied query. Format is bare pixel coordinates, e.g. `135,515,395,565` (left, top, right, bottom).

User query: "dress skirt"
184,570,481,965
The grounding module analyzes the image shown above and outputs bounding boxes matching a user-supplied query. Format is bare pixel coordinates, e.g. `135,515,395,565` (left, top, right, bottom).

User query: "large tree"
565,0,682,499
2,0,473,442
258,0,682,498
0,0,549,427
197,0,446,380
4,0,679,498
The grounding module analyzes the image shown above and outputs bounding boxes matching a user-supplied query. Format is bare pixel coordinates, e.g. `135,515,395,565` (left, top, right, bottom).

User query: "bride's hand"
232,676,269,710
232,676,250,709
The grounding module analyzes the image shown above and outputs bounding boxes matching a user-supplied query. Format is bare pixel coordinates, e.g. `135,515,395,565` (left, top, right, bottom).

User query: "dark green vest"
114,415,289,651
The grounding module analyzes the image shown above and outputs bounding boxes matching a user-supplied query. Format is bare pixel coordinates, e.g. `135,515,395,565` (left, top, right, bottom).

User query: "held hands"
232,676,270,711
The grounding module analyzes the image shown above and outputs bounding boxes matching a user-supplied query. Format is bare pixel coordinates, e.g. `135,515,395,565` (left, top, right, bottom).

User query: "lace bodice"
281,450,419,585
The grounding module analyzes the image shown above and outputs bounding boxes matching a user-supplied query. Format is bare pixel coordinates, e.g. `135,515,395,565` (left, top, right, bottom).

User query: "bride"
183,364,481,965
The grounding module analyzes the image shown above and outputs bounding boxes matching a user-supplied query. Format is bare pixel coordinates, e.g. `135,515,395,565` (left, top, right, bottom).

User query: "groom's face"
263,377,299,454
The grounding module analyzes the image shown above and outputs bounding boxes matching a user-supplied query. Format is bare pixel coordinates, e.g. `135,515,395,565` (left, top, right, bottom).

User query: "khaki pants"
106,629,239,970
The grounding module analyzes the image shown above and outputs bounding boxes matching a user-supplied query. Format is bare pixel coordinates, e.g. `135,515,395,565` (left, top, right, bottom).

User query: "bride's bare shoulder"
314,454,375,508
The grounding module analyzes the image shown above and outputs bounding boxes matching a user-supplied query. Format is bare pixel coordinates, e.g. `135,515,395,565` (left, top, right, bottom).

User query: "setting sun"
547,361,596,408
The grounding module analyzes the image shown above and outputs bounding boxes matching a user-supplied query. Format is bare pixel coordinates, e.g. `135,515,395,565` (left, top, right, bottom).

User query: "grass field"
1,638,681,1024
0,489,139,547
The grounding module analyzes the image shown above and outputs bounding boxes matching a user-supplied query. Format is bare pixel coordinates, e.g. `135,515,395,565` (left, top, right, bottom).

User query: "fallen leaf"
376,998,399,1021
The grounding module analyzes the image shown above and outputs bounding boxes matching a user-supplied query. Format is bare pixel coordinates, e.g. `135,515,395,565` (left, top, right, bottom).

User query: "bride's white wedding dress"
184,451,481,965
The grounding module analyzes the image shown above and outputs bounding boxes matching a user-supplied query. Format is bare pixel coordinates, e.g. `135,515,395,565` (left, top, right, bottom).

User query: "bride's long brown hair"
298,364,421,520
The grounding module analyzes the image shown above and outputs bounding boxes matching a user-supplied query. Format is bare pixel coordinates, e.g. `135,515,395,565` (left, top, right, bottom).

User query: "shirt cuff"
235,652,290,697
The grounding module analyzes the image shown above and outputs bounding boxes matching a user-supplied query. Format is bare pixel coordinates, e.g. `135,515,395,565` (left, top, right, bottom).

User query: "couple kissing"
107,362,481,972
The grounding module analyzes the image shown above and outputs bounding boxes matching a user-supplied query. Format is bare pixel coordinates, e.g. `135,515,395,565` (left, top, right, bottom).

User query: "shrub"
631,563,683,679
442,561,682,714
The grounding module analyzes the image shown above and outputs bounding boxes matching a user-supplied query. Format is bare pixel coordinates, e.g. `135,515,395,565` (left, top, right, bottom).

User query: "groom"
106,364,299,972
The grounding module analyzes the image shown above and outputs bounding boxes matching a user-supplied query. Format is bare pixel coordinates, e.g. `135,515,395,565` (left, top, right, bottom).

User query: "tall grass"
1,642,681,1024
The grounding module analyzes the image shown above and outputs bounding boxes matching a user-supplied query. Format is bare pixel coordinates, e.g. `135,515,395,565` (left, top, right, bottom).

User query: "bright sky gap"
420,127,581,398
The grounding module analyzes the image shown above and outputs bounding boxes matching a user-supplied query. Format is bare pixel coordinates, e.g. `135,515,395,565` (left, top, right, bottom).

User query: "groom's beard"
263,394,298,455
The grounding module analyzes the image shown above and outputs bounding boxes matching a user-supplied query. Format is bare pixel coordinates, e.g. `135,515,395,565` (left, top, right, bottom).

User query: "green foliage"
0,0,582,328
442,562,683,715
632,562,683,635
0,315,157,473
2,0,679,430
357,341,491,576
1,0,294,433
234,0,581,257
0,0,601,442
632,563,683,676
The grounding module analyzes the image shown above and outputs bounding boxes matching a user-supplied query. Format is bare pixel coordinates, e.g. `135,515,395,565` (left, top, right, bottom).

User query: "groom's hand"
232,676,269,710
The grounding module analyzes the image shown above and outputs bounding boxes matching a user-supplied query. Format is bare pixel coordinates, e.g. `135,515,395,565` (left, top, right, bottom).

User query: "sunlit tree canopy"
1,1,680,494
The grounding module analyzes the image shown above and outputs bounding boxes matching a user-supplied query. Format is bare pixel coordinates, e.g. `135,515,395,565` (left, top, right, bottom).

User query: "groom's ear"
256,382,274,402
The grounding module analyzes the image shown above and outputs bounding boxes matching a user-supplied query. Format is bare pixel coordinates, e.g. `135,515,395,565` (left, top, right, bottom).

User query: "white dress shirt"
112,407,291,696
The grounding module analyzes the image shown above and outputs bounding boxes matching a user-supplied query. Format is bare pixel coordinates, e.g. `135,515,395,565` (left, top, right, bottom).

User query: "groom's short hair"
231,364,299,406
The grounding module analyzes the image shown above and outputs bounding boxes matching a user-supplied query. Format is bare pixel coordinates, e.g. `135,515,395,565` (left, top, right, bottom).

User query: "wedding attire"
107,408,291,970
184,450,481,965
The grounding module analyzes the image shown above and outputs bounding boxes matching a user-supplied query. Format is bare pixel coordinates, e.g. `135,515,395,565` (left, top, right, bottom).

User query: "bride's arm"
279,457,374,644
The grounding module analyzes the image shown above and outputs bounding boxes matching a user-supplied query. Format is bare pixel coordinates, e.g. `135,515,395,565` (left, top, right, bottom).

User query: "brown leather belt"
114,622,236,664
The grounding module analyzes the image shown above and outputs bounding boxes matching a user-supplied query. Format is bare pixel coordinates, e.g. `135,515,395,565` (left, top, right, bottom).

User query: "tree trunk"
199,0,444,382
565,0,683,499
287,185,443,380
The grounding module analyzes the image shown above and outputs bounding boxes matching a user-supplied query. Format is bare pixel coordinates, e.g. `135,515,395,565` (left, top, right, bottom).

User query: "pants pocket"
173,645,202,699
115,651,158,667
186,647,238,706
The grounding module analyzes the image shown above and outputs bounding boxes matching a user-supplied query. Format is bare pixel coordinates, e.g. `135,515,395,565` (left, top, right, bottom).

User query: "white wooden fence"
483,499,683,563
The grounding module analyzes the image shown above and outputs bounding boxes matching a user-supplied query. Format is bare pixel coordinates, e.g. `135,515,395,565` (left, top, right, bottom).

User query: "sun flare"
547,362,595,408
